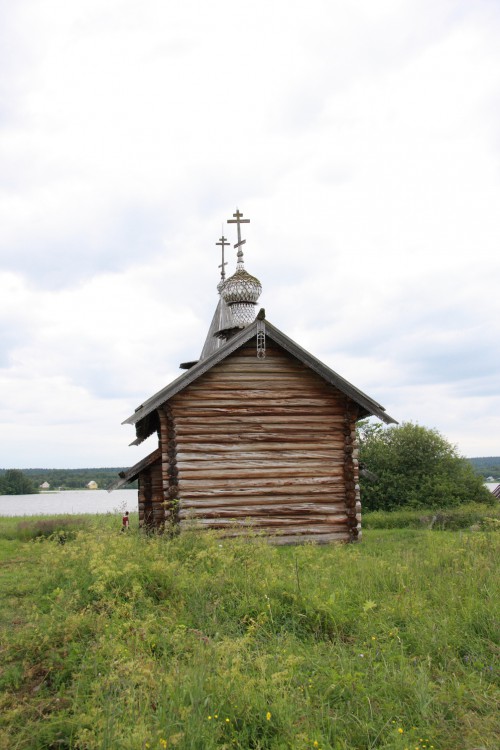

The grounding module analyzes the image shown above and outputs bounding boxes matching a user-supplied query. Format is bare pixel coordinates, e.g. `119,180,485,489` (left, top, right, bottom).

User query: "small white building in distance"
39,481,50,490
86,480,98,490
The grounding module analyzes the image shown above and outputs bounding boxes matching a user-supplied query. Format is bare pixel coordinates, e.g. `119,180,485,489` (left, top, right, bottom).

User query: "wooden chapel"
112,209,396,543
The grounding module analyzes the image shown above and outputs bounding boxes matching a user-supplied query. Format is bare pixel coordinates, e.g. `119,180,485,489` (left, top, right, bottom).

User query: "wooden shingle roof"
198,297,234,360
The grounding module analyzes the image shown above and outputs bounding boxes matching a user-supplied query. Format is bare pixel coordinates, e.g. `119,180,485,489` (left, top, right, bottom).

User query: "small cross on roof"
216,235,230,280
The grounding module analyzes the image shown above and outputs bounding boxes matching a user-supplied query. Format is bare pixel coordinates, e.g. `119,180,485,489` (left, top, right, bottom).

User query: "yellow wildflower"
398,728,404,734
266,711,272,721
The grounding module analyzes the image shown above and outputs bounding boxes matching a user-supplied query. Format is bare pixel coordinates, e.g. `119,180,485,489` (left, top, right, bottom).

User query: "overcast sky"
1,0,499,468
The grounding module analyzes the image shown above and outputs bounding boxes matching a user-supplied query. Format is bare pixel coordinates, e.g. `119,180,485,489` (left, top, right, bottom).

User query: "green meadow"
0,510,498,750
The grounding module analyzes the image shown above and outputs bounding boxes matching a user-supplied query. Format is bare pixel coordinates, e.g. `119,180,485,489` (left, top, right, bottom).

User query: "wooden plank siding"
158,339,361,543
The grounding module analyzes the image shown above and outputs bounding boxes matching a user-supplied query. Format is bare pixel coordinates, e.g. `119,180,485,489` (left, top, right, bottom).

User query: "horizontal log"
183,378,341,396
179,505,347,519
178,466,343,479
221,371,317,382
173,417,344,430
186,370,326,388
182,391,333,403
176,433,345,445
180,496,347,509
177,516,348,529
172,400,340,411
174,421,345,436
179,484,342,498
179,475,341,490
181,388,330,399
174,441,344,453
174,414,345,426
198,375,303,388
177,460,342,473
176,450,342,461
175,421,339,436
171,406,338,418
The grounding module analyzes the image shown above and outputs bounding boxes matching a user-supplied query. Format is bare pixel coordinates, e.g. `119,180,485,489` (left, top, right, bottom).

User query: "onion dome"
220,249,262,326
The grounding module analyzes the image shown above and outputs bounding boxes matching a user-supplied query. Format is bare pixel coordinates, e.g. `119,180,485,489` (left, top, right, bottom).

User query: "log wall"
161,339,360,543
137,457,164,528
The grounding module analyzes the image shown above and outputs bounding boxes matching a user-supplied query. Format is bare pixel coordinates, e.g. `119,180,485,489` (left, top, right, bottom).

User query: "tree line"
0,468,137,494
0,470,39,495
467,456,500,480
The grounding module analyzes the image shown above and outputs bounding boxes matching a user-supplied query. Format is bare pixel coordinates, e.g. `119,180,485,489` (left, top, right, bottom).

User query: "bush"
359,421,493,511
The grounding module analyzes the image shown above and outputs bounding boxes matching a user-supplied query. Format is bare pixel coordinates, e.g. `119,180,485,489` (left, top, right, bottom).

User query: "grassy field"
0,511,498,750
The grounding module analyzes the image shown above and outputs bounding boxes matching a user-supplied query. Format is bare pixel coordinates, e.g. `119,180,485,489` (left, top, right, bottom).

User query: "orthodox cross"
216,235,230,281
227,208,250,250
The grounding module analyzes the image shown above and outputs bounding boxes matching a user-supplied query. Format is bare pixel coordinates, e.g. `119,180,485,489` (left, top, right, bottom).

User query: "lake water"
0,489,138,517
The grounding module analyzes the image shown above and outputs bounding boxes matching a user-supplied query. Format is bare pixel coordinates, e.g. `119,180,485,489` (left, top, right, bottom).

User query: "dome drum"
228,302,258,327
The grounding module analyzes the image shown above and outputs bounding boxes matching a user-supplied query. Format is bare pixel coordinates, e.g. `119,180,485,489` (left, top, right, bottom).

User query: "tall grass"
2,516,89,542
0,519,498,749
363,502,500,530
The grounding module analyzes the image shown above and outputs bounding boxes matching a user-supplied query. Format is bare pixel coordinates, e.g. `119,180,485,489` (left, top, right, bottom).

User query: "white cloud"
1,0,499,464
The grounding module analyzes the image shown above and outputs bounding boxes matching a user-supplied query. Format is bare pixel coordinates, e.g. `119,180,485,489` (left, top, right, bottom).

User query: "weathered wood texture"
137,456,164,527
154,338,361,541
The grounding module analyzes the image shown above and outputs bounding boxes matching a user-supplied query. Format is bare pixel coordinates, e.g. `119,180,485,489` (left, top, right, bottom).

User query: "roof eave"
108,447,161,491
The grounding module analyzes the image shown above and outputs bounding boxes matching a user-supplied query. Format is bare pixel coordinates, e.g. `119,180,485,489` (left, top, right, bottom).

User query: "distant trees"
358,421,494,511
0,470,39,495
11,468,137,491
468,456,500,480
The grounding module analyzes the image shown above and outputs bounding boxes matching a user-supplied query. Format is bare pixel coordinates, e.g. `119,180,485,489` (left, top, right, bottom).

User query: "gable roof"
123,318,397,444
